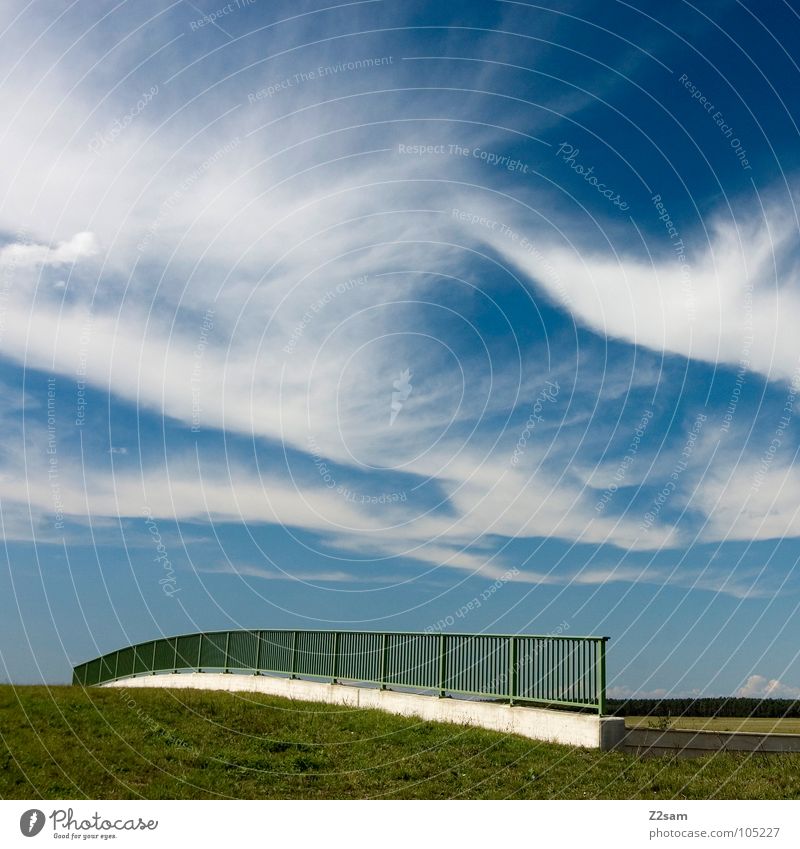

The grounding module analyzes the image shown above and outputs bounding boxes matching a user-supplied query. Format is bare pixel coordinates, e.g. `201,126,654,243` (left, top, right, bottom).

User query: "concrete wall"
622,726,800,758
103,672,625,750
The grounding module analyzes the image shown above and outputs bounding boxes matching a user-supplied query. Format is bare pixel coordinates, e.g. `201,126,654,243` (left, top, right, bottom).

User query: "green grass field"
2,685,799,800
626,716,800,734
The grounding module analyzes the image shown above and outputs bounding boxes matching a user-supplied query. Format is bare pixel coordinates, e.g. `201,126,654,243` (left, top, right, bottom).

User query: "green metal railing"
72,630,609,713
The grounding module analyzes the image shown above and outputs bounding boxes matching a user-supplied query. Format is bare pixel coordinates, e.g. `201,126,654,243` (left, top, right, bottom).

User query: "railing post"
114,650,120,682
380,633,388,690
438,633,446,698
151,641,157,675
254,631,262,675
223,632,231,673
509,636,518,705
197,633,204,673
172,638,178,673
597,637,608,715
290,630,298,679
332,631,340,683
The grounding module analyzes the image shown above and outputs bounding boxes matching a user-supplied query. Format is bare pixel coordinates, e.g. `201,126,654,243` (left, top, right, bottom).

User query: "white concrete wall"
103,672,625,750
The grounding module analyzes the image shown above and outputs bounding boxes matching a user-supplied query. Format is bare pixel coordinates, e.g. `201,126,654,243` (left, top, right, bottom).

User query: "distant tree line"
608,697,800,718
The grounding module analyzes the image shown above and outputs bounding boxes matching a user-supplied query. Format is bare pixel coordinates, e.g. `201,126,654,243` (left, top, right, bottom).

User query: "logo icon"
19,809,46,837
390,368,413,426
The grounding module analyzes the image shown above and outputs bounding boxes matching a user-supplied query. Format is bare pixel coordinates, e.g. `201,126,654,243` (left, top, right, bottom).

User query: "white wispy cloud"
0,232,98,268
3,2,800,592
736,674,800,699
483,195,800,384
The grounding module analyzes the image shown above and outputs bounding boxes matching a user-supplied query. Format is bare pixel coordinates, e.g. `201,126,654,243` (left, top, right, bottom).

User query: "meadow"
2,686,799,799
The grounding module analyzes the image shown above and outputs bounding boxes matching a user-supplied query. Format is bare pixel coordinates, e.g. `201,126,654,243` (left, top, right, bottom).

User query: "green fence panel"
176,634,201,670
116,647,134,678
338,631,382,682
256,630,293,673
446,635,509,697
86,658,101,686
133,642,152,675
99,653,116,684
200,632,227,669
385,633,438,690
153,639,175,672
295,631,335,678
228,631,258,670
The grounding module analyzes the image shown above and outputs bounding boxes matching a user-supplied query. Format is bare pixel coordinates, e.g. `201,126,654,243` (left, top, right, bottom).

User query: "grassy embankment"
2,685,799,799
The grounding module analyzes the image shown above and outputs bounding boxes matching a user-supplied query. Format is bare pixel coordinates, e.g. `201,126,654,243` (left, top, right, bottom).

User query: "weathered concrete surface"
621,726,800,758
103,672,624,750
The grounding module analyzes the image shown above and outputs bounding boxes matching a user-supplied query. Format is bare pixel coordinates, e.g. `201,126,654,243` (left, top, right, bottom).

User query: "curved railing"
73,629,608,713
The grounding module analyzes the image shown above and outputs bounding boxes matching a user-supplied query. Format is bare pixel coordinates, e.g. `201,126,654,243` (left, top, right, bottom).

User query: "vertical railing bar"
598,637,607,715
172,638,178,673
224,631,231,673
438,633,446,697
544,639,549,702
290,630,298,679
564,640,574,702
583,643,592,702
196,633,204,673
332,631,340,683
380,633,388,690
556,639,560,701
255,631,262,675
509,636,517,705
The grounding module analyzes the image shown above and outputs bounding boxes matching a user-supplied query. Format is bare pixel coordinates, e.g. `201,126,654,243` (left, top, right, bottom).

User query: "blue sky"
1,0,800,699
